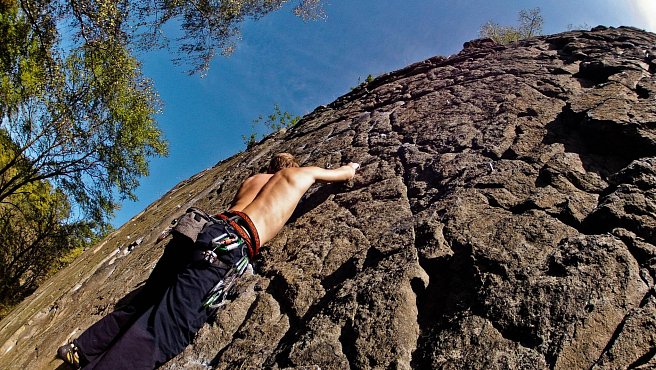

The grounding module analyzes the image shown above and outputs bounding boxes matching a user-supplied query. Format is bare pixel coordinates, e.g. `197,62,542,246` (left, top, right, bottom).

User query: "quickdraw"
200,230,243,265
195,211,259,309
202,255,250,309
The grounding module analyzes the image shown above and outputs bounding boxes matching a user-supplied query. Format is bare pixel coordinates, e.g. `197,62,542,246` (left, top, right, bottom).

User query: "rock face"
1,26,656,369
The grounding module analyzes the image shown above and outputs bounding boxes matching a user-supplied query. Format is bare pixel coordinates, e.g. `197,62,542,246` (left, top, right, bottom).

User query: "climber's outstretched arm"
242,162,359,244
304,163,360,183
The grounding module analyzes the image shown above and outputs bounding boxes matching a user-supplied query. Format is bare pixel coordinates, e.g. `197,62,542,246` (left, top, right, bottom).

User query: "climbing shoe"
56,342,81,369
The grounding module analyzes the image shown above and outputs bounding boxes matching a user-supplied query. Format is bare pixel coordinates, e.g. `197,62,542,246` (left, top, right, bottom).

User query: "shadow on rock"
411,242,480,368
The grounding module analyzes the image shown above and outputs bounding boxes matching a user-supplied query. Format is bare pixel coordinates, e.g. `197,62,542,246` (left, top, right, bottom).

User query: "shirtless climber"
57,153,359,369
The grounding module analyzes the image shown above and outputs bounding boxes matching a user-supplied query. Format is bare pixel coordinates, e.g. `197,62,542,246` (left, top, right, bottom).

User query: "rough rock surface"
1,26,655,369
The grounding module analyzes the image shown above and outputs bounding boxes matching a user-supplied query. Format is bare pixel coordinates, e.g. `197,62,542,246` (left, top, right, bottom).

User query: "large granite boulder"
1,26,655,369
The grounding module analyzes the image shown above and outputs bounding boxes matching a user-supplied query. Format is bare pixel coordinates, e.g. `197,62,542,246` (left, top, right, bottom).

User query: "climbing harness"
216,211,261,258
171,208,260,309
201,229,252,309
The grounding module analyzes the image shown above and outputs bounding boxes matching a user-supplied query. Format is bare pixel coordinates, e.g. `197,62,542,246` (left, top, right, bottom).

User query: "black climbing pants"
75,222,245,369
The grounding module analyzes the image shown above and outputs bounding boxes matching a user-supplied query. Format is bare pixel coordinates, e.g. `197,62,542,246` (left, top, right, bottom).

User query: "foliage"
293,0,325,21
242,132,259,151
97,0,324,75
0,0,321,316
0,197,94,319
567,23,590,31
1,2,167,227
1,0,325,225
351,74,375,91
242,104,300,149
0,128,98,319
479,7,544,44
0,192,81,318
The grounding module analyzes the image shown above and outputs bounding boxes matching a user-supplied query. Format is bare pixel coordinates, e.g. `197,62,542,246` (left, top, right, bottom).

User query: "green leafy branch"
242,104,300,149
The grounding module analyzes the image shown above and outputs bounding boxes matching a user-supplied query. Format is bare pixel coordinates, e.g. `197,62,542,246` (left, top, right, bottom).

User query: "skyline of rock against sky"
113,0,656,228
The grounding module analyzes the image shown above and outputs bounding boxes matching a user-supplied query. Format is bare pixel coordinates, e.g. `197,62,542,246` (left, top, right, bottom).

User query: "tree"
0,185,94,319
242,104,300,149
86,0,325,75
1,1,167,226
0,132,96,319
2,0,322,226
479,7,544,44
0,0,322,316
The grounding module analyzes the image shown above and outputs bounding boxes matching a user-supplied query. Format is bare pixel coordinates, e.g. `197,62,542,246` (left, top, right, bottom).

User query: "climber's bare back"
229,174,273,212
229,164,359,245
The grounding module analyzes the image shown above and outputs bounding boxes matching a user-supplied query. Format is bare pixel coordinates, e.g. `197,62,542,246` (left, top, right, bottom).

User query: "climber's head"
268,153,299,173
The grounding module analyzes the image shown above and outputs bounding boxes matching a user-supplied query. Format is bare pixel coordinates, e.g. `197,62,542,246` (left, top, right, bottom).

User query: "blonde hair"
268,153,299,173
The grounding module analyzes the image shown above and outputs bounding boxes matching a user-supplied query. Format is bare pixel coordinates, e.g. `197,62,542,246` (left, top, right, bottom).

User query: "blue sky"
112,0,656,228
